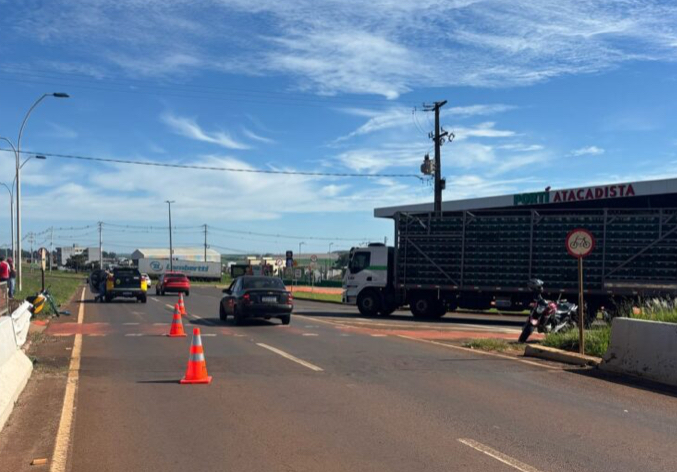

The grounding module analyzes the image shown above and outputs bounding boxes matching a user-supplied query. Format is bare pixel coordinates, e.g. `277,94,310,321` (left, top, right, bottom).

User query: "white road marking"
370,334,387,337
256,343,324,372
339,334,351,337
202,333,217,337
50,288,85,472
151,297,159,302
234,334,246,337
187,313,217,326
123,322,139,326
125,333,144,337
165,304,175,310
458,438,544,472
153,323,168,326
396,335,559,370
302,333,319,336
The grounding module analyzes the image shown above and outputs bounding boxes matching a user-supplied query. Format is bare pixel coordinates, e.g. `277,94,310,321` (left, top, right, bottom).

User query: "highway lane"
45,287,677,471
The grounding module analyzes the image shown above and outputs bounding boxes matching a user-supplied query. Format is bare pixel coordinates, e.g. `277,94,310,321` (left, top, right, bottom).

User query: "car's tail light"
243,293,251,304
287,292,293,303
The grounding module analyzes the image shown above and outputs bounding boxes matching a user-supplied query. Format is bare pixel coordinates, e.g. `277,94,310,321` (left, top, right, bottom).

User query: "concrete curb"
0,348,33,432
524,344,601,367
292,295,343,305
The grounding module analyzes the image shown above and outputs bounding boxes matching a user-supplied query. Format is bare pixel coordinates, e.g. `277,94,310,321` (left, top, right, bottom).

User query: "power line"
207,225,378,242
0,148,422,180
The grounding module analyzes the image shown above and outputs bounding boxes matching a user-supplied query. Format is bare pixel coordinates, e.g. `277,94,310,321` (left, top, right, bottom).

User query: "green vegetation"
463,339,522,352
291,291,342,303
189,274,233,287
13,268,84,314
624,303,677,324
543,326,611,358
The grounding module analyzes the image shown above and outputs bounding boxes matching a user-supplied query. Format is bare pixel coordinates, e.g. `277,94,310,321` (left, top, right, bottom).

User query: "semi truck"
138,258,222,280
343,177,677,320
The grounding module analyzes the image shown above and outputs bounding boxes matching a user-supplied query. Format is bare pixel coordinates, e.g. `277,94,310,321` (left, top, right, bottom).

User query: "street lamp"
328,242,333,254
299,241,305,260
12,92,69,291
166,201,175,272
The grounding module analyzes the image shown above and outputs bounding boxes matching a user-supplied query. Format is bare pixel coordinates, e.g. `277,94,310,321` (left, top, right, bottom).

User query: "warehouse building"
130,247,221,263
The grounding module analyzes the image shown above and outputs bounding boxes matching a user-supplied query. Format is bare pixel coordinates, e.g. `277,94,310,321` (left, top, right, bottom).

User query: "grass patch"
292,291,342,303
463,338,520,352
543,326,611,358
13,268,84,315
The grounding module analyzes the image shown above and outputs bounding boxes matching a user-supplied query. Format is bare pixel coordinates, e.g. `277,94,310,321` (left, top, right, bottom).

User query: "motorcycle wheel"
518,323,534,343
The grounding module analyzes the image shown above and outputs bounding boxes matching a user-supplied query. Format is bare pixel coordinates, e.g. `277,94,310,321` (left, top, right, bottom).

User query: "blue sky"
1,0,676,255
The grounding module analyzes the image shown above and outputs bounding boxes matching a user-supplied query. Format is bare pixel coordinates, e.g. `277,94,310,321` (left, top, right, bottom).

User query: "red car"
156,272,191,296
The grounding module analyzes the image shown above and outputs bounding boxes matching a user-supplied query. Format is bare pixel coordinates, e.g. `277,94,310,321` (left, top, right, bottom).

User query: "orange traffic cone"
180,328,212,384
178,293,187,316
167,304,187,337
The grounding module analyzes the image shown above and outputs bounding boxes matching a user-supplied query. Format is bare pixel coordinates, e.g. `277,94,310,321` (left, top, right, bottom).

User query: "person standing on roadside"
7,258,16,298
0,257,9,297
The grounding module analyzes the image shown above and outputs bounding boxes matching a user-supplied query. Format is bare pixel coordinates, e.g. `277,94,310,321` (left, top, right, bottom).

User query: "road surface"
1,286,676,472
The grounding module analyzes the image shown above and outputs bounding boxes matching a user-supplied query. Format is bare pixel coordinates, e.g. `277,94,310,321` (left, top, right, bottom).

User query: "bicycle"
26,287,71,317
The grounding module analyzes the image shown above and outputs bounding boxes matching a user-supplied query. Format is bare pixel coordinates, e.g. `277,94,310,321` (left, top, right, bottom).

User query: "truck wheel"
430,300,447,318
410,295,433,319
357,291,381,317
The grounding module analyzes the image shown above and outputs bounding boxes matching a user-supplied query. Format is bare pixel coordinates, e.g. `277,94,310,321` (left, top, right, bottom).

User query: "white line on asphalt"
123,322,139,326
302,333,319,336
256,343,324,372
165,304,174,310
188,313,217,326
202,333,217,337
396,335,559,370
125,333,144,337
150,297,159,302
50,287,86,472
153,323,168,326
458,438,543,472
370,334,387,337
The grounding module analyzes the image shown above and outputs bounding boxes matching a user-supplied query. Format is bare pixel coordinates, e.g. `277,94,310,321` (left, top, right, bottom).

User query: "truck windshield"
349,252,371,274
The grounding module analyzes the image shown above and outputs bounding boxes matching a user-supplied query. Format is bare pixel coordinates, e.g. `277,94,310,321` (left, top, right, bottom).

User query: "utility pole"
423,100,449,217
203,224,208,262
49,226,53,272
29,232,34,267
166,201,175,271
98,221,103,270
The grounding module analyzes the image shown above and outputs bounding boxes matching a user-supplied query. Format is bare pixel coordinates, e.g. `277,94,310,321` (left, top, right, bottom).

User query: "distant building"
130,247,221,263
56,245,101,266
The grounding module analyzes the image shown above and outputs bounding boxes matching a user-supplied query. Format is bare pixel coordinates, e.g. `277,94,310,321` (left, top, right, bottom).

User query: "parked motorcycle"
518,279,577,343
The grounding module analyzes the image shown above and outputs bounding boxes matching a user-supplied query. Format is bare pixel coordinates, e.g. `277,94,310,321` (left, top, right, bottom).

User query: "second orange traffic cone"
167,304,187,337
180,328,212,384
178,293,187,316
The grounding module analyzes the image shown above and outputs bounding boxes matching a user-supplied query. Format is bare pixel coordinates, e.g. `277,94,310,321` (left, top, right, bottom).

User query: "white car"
141,273,152,288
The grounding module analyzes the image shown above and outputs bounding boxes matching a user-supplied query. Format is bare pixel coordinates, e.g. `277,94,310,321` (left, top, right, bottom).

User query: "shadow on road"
567,367,677,398
136,379,181,384
295,308,525,328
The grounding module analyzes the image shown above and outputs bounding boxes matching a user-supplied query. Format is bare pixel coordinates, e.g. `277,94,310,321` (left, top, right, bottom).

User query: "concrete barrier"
0,315,34,432
601,317,677,387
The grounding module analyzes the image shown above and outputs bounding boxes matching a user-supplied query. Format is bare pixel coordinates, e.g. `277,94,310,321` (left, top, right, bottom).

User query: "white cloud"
571,146,605,156
242,128,275,144
161,113,250,150
11,1,677,97
44,122,78,139
451,122,516,141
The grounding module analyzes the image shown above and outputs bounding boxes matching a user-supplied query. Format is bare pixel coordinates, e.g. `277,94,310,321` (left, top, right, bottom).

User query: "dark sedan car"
219,276,293,325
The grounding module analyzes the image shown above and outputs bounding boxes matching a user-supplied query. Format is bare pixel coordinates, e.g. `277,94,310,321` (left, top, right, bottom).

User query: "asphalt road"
15,286,677,471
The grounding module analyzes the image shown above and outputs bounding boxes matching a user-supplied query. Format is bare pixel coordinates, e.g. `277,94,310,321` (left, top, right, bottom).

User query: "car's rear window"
167,274,188,281
242,277,286,290
114,269,140,277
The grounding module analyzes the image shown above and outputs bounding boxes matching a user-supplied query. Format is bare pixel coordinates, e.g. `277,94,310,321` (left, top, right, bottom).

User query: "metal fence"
0,282,7,316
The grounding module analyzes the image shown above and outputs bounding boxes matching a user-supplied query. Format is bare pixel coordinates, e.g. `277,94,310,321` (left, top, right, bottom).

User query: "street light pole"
166,200,175,271
14,92,69,291
0,183,14,262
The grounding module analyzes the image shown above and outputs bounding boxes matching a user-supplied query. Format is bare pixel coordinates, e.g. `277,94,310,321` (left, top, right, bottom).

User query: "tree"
66,254,88,272
334,251,350,269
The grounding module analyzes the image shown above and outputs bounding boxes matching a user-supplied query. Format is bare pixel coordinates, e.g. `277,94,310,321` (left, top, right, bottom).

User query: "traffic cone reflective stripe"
167,304,187,337
178,293,187,316
180,328,212,384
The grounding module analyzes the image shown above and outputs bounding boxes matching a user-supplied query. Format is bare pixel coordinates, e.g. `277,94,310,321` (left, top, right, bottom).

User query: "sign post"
38,247,48,292
565,229,595,354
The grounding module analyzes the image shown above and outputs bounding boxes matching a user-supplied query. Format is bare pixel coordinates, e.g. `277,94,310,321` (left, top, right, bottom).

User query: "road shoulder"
0,288,83,472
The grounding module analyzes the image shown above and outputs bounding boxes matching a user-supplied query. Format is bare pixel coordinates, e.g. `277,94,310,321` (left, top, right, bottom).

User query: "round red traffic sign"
565,228,595,258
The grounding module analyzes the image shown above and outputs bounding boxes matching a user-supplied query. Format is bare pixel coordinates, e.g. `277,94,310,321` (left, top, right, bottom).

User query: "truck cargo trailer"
343,177,677,320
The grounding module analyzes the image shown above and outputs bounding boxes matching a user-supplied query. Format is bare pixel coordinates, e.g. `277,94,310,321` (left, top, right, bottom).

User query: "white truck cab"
342,243,395,316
